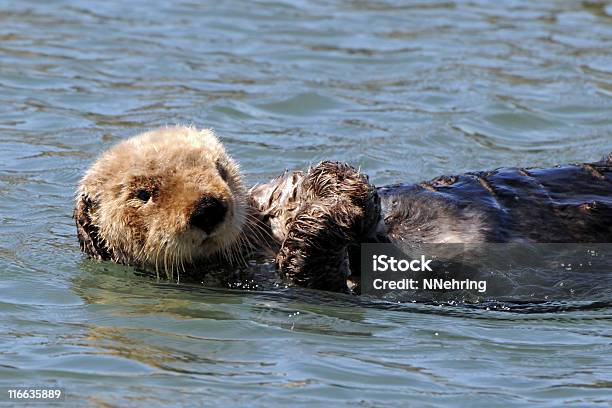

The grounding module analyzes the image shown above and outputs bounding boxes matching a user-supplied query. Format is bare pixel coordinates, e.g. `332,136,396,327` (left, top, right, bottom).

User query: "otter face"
74,126,246,276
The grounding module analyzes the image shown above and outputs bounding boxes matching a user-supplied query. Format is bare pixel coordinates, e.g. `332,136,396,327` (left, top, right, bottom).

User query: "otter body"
377,160,612,245
249,156,612,290
75,126,612,293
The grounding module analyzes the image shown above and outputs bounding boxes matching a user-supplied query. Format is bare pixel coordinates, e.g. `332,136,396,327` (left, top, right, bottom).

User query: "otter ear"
74,193,111,260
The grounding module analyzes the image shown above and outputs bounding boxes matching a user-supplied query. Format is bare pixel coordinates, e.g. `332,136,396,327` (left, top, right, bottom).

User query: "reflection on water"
1,0,611,406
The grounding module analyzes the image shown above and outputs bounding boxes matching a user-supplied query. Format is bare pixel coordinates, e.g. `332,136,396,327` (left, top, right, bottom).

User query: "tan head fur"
74,126,247,278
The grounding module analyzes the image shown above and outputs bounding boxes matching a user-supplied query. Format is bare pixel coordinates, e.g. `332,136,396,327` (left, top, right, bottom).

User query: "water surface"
1,0,611,406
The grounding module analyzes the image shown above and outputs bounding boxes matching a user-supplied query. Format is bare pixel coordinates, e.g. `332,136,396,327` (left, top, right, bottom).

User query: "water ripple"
1,0,611,406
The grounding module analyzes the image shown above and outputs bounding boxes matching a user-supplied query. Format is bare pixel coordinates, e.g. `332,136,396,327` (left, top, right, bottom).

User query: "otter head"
74,126,246,276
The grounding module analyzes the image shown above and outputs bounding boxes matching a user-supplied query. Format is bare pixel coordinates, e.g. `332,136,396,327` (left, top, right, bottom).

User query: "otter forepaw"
275,200,352,292
274,161,381,292
302,161,382,239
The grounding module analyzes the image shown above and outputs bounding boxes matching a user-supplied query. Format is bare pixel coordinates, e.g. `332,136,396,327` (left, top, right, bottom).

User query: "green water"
1,0,611,406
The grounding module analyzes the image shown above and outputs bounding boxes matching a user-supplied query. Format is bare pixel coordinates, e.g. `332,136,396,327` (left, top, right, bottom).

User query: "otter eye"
216,160,229,181
135,189,151,202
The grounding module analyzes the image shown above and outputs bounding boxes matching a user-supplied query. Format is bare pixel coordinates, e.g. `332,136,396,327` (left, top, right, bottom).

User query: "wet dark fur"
249,155,612,292
379,161,612,244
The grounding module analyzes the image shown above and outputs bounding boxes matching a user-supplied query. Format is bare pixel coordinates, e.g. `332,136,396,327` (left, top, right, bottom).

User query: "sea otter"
74,126,612,292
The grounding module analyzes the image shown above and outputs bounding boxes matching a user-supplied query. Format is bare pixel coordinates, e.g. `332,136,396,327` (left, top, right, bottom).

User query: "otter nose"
189,196,227,234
